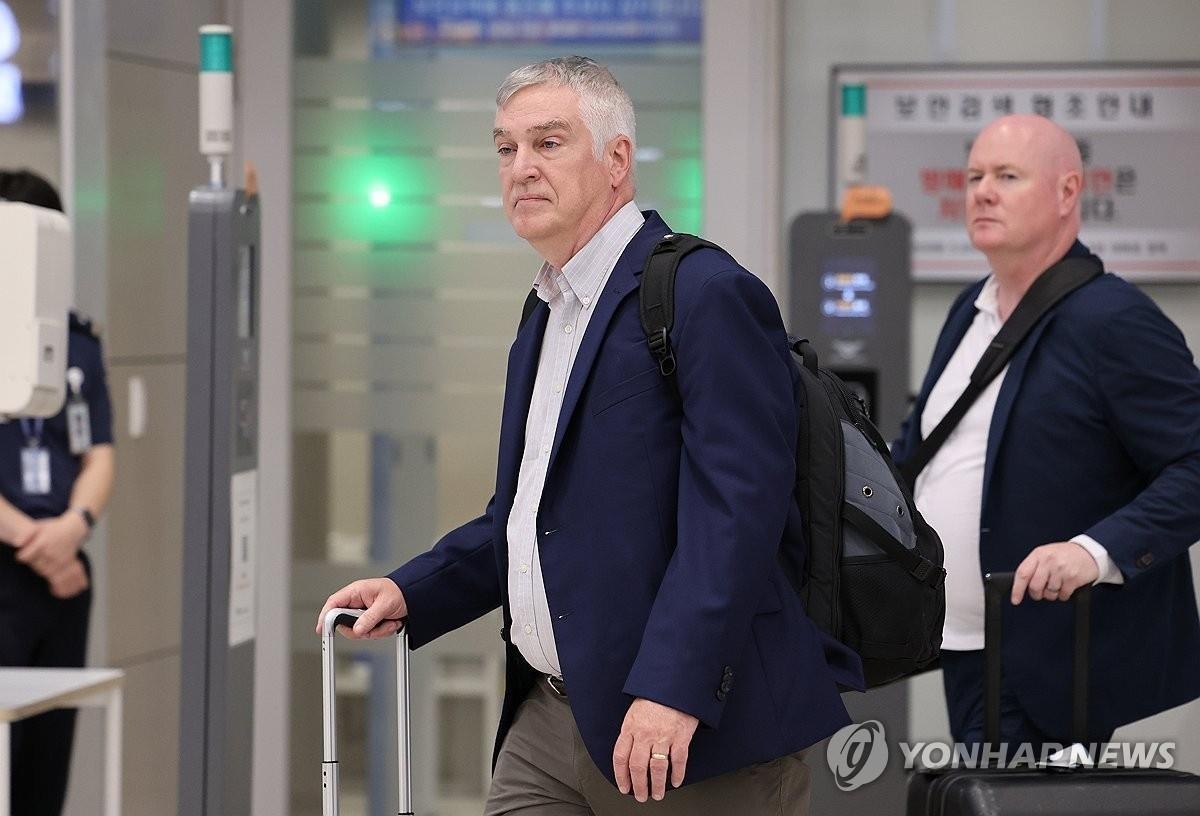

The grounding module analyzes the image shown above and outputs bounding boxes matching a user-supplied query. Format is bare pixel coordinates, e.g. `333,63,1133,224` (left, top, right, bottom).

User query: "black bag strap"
984,572,1090,747
518,288,541,332
842,503,946,589
899,257,1103,488
639,233,723,376
790,335,821,376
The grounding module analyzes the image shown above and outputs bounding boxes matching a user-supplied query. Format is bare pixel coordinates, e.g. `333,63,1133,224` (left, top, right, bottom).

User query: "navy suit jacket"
892,244,1200,740
390,211,861,786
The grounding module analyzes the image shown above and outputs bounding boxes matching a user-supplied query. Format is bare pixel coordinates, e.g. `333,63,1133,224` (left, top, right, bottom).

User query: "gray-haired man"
320,57,861,815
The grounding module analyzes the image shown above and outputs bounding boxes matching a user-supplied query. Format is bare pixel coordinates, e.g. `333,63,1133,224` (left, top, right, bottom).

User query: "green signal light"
369,186,392,208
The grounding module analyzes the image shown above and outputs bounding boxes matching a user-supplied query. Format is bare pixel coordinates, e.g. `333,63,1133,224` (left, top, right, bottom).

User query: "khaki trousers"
484,679,811,816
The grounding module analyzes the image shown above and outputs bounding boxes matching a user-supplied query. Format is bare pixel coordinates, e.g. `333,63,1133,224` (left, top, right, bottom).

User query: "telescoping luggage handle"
983,573,1090,749
322,608,413,816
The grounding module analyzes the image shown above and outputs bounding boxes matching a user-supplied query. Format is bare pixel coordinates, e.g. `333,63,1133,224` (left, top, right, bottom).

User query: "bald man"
892,115,1200,751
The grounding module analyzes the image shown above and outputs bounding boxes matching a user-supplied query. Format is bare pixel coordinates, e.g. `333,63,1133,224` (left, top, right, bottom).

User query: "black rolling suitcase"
906,571,1200,816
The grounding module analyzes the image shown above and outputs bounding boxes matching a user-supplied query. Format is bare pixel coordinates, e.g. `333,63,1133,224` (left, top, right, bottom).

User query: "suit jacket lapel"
910,282,984,448
982,318,1053,498
546,212,671,473
497,302,549,502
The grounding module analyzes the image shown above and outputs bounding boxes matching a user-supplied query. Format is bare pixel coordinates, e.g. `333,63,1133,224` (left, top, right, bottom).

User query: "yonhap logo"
826,720,889,791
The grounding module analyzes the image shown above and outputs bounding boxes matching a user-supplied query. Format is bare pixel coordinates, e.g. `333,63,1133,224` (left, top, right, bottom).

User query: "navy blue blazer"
390,211,861,786
892,244,1200,740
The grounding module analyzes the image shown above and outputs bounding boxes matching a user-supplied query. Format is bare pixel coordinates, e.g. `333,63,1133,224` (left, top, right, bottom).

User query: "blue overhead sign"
372,0,702,47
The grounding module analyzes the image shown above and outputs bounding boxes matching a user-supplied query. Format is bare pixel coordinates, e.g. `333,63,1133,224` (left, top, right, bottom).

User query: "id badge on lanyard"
66,366,92,455
19,418,51,495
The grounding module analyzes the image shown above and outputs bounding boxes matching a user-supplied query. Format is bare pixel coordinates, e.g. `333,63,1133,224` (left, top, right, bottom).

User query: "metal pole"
397,627,412,816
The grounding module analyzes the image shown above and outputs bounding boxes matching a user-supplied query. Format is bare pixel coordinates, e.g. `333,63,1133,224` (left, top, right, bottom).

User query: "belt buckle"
546,674,567,696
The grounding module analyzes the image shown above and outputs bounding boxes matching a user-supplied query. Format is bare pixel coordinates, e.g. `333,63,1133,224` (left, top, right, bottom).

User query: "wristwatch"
75,507,96,530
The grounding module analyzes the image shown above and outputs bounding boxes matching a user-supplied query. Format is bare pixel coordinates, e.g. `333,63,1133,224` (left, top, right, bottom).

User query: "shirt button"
520,563,529,573
541,444,550,454
553,386,562,394
524,624,533,634
564,324,574,334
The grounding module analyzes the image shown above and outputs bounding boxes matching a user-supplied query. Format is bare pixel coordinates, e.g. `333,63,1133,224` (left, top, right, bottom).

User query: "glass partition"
289,4,701,813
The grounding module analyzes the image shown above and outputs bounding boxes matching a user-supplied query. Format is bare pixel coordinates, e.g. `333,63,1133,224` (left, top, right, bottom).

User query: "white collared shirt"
507,201,645,677
914,275,1121,652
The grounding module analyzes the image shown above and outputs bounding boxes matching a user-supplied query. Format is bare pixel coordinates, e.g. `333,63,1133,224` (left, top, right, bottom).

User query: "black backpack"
638,233,946,688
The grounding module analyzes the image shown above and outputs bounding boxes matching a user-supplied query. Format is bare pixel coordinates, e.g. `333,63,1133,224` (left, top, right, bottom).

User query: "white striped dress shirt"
507,201,645,678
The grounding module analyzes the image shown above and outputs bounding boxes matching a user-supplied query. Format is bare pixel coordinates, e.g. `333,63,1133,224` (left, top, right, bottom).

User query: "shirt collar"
974,274,1001,319
976,239,1095,320
532,262,561,303
532,201,644,305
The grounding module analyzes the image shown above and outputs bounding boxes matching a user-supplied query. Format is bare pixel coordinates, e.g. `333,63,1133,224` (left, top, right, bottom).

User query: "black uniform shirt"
0,312,114,521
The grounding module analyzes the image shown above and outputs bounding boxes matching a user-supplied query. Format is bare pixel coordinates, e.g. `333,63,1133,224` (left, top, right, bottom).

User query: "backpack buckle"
912,559,946,589
648,328,676,376
658,352,677,376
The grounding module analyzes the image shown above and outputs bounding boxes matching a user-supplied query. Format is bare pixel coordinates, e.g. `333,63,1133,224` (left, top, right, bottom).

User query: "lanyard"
18,418,45,447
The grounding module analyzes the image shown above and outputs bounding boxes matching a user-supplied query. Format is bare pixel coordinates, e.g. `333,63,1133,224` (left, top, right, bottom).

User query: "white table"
0,668,124,816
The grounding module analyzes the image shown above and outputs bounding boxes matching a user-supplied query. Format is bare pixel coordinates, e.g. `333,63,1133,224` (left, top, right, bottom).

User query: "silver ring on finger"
650,752,669,762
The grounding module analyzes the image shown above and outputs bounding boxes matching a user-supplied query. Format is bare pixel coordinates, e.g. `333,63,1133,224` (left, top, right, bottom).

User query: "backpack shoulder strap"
899,256,1103,487
639,233,724,376
518,288,541,333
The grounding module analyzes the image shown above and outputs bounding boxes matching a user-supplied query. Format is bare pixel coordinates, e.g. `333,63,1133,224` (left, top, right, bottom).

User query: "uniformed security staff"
0,170,115,816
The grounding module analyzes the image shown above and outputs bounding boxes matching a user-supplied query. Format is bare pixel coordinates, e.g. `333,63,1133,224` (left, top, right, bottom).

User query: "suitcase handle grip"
323,607,364,636
322,607,413,816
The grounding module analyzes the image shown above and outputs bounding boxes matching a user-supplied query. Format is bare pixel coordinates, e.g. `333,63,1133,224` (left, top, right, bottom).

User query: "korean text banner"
831,64,1200,282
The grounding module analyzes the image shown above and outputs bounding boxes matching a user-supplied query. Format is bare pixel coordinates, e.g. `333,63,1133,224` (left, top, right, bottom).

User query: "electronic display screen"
820,256,877,336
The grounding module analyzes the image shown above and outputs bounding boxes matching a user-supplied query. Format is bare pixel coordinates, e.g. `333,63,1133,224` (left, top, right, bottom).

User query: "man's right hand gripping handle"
316,577,408,639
